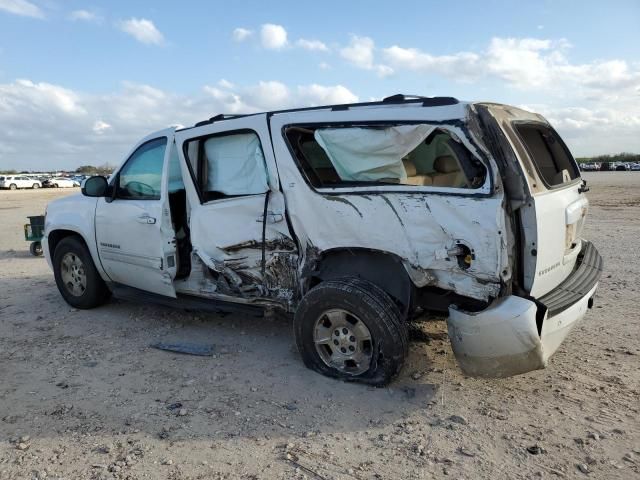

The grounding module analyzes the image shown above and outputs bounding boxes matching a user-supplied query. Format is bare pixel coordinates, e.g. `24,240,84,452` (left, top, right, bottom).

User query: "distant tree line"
575,153,640,164
74,163,116,175
0,164,115,175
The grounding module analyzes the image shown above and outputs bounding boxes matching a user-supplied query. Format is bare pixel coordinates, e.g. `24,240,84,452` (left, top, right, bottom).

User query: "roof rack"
381,94,459,106
191,94,460,127
194,113,249,127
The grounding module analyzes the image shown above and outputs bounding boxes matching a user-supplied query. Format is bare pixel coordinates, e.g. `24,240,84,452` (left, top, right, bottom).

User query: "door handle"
256,211,284,223
137,214,157,224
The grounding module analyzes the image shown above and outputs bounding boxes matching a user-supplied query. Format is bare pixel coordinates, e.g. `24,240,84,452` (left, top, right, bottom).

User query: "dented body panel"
269,106,509,303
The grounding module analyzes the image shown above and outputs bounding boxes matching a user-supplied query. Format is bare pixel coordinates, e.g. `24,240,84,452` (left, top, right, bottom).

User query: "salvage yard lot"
0,173,638,479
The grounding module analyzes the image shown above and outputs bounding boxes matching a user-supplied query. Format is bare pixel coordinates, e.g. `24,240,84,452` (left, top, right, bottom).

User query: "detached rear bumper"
447,242,603,378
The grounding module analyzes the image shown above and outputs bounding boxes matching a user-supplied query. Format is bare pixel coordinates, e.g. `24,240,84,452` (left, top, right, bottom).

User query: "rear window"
514,124,579,187
285,124,486,189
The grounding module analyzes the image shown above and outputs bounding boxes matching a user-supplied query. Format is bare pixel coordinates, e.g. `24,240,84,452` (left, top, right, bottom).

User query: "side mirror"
82,176,108,197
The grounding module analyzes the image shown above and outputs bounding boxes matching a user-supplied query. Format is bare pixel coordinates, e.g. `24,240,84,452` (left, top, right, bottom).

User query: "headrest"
403,159,417,177
434,155,459,173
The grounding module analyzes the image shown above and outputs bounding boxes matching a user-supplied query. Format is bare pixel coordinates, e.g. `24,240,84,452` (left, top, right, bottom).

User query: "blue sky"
0,0,639,170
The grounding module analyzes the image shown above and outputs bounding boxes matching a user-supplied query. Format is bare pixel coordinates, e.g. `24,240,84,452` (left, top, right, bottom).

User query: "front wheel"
32,183,40,189
53,236,110,309
9,184,17,190
294,278,408,386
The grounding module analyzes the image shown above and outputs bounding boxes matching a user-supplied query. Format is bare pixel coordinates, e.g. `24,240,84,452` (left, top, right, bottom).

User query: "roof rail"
192,95,460,128
382,94,459,106
194,113,248,127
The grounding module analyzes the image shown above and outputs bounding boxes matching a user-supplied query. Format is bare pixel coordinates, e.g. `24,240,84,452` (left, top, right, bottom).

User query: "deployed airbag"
314,125,436,182
204,133,268,195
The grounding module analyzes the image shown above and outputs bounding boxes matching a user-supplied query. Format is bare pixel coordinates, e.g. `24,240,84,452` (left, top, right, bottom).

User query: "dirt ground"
0,173,638,480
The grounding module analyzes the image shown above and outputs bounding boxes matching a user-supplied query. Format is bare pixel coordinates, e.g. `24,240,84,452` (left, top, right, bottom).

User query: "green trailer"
24,215,44,256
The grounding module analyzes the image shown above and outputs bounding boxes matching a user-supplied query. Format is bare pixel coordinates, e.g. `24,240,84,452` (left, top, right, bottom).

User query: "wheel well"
48,230,87,257
308,249,412,313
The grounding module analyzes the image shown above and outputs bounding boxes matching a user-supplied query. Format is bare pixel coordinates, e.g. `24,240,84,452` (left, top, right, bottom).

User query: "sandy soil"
0,173,638,480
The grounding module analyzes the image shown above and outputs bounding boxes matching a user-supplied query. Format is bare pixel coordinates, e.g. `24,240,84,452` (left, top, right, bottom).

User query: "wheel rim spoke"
313,308,373,376
60,252,86,297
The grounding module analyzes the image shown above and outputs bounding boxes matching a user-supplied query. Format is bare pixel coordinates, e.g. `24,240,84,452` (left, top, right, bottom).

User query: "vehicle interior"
285,126,487,189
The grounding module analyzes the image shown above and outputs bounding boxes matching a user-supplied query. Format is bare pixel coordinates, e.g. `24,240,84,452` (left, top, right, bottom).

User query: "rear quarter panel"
269,106,510,302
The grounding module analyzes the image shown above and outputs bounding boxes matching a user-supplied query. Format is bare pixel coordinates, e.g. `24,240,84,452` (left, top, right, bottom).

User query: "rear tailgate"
485,105,589,297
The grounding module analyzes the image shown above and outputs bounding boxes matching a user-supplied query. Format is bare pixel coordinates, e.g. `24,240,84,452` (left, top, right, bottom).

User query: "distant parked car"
630,163,640,171
615,163,628,171
43,177,80,188
0,175,42,189
580,163,599,171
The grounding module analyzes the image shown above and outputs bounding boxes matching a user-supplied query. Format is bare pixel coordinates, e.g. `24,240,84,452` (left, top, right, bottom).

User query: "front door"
174,115,298,304
95,132,177,297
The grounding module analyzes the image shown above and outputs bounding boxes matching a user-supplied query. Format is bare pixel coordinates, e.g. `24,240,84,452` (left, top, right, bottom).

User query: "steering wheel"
123,181,156,197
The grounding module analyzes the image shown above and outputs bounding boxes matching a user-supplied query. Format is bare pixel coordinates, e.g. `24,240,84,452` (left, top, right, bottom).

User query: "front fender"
44,194,106,280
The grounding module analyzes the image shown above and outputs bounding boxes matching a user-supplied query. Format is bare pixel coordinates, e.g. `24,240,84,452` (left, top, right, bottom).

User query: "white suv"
43,95,602,384
0,176,42,189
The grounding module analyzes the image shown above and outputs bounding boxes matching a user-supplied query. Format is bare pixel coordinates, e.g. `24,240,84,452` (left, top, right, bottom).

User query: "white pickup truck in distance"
43,94,603,385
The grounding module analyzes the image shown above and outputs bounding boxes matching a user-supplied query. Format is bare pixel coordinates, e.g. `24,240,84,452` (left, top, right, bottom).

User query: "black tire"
30,241,43,256
9,184,17,190
294,277,408,386
53,236,110,309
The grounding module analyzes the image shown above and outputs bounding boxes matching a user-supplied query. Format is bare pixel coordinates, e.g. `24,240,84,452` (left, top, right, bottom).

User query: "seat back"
430,155,467,187
403,159,433,186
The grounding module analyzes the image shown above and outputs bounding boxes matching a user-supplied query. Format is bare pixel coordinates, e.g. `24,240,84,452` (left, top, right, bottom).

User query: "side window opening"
184,131,269,203
514,124,579,187
117,137,167,200
285,125,486,189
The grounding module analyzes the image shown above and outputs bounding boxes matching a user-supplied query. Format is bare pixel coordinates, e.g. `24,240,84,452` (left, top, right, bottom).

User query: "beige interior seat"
403,159,432,186
430,155,467,188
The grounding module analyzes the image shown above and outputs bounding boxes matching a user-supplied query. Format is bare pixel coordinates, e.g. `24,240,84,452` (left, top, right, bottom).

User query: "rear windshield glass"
514,124,579,187
285,125,486,189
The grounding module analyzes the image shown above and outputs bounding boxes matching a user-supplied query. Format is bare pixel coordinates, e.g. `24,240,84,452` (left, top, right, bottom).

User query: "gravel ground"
0,173,638,480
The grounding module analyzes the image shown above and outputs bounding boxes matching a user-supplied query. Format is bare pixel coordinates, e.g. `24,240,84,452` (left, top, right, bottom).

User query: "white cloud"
232,27,253,42
69,10,100,22
0,78,360,170
296,38,329,52
318,62,331,70
203,80,358,112
260,23,288,50
383,45,481,81
217,79,235,89
296,84,358,105
93,120,111,134
0,0,43,18
340,35,393,77
118,18,164,46
379,36,640,96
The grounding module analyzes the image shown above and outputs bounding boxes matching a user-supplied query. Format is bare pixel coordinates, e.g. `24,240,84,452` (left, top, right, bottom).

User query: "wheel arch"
307,248,413,314
48,229,88,257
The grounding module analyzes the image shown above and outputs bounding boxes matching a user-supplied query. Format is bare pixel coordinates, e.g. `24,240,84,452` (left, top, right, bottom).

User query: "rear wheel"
9,184,17,190
53,236,110,309
294,278,408,386
30,241,43,256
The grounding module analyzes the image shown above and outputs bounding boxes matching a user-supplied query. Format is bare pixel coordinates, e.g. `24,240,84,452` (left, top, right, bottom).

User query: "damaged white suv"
44,95,602,385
